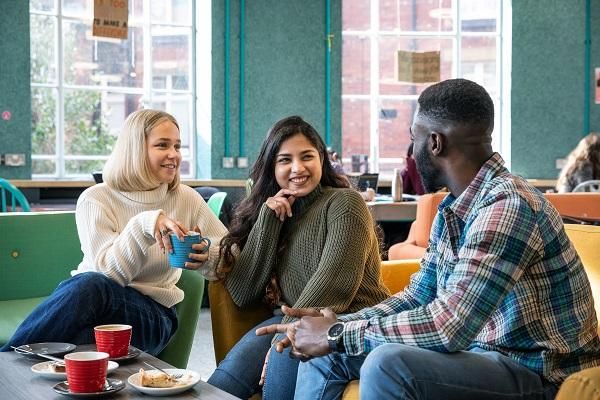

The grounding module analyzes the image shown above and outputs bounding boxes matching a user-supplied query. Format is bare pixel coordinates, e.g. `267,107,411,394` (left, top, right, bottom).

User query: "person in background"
556,132,600,192
258,79,600,400
207,116,390,400
402,142,425,195
1,109,227,355
327,147,345,175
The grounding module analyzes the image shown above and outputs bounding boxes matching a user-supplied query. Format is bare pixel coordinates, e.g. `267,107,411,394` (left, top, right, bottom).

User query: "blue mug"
168,232,211,269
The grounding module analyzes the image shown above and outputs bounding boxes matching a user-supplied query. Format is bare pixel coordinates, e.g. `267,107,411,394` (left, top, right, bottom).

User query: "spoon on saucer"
11,345,65,364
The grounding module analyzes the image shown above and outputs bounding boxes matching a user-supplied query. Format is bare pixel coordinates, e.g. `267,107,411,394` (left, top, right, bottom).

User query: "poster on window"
396,51,440,84
93,0,128,40
596,68,600,105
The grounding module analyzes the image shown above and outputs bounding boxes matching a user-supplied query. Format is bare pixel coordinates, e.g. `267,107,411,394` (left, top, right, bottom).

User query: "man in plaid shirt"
257,79,600,399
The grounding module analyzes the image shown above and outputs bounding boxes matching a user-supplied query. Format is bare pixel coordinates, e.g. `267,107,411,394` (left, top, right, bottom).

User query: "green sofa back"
0,210,204,368
0,211,81,301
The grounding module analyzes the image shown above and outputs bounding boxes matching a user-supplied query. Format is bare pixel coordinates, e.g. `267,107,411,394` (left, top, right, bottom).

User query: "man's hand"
255,306,339,359
294,308,338,357
255,306,321,353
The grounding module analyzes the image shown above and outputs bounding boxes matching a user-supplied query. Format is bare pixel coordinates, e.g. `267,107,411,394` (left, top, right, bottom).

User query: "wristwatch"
327,321,345,353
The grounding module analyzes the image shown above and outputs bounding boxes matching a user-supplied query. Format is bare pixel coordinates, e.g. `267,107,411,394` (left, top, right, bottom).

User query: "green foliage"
64,90,115,156
30,13,116,175
31,88,56,156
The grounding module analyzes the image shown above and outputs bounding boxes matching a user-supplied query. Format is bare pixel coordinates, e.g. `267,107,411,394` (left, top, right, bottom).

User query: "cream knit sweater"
72,183,227,308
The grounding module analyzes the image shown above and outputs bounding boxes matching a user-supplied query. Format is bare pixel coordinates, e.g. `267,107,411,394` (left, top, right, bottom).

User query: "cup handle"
199,237,211,254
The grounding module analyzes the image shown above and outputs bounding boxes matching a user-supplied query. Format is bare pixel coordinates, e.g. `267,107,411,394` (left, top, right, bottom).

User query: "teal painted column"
584,0,591,136
239,0,245,157
325,0,332,146
223,0,231,157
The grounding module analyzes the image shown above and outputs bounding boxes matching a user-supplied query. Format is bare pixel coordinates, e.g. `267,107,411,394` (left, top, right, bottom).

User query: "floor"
186,308,217,381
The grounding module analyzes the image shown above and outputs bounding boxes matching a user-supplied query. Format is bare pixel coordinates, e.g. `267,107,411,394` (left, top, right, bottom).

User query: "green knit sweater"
226,185,390,321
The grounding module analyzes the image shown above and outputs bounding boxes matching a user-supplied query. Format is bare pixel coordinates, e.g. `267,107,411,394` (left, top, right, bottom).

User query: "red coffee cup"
94,324,132,358
64,351,109,393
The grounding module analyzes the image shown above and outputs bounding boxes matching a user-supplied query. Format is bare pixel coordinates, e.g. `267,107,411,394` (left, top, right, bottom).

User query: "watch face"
328,322,344,338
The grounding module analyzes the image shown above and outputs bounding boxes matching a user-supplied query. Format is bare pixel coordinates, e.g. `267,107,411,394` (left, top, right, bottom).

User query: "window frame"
30,0,199,179
341,0,511,176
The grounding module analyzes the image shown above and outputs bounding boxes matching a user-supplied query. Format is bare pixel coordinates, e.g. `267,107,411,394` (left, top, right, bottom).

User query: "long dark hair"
219,116,349,271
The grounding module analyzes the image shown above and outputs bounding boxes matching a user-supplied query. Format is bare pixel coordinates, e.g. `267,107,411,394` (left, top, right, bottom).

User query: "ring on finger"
160,229,168,236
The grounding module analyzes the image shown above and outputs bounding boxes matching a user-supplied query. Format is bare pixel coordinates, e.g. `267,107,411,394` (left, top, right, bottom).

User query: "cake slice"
49,362,66,373
139,368,176,388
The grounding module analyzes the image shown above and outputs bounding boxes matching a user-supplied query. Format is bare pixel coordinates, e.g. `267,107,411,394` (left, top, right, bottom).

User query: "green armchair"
0,211,204,368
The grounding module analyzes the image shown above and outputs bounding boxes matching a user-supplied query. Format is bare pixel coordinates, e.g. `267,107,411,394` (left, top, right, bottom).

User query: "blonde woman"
1,110,227,355
556,133,600,192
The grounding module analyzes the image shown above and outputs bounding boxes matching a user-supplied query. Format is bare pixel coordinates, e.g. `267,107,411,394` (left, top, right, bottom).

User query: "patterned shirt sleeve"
341,195,541,356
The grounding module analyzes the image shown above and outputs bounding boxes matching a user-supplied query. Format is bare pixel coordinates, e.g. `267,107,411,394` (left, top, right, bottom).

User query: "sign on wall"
395,51,441,84
93,0,128,40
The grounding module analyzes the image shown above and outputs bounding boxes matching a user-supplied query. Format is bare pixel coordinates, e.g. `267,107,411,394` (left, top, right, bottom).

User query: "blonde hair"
103,109,181,192
556,133,600,192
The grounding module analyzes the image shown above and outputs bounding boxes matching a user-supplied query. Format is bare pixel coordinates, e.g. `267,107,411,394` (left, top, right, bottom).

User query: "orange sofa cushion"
545,193,600,219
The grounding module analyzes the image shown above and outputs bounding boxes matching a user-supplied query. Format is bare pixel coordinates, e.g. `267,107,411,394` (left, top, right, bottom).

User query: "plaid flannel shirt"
339,153,600,384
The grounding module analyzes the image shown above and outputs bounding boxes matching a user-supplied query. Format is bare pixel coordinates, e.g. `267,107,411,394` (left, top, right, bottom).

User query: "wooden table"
0,346,240,399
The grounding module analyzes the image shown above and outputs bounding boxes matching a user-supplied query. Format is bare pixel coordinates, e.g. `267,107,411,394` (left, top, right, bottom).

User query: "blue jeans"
0,272,177,355
295,344,559,400
207,315,300,400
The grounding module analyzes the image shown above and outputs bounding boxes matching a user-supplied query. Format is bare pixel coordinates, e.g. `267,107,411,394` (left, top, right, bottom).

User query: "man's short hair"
418,79,494,132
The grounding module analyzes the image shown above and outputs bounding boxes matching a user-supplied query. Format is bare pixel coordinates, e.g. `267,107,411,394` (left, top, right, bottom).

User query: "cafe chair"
207,191,229,224
572,180,600,193
0,177,30,212
157,269,205,369
387,192,447,260
208,259,421,398
555,224,600,399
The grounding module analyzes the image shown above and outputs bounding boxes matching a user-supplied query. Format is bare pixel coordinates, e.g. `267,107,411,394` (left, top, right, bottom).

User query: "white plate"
31,360,119,380
128,368,200,396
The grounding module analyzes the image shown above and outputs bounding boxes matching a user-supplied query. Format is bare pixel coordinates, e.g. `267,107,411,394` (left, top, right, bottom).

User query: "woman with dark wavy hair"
207,116,390,400
556,132,600,192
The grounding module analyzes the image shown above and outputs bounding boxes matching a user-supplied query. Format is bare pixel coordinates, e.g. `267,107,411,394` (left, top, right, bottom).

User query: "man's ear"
429,131,444,156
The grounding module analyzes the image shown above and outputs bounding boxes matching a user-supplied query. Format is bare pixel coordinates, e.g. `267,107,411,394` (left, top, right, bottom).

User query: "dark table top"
0,345,240,399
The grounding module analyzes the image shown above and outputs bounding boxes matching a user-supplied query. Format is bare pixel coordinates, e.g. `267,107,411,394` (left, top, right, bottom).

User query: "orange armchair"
388,192,447,260
544,193,600,220
388,192,600,261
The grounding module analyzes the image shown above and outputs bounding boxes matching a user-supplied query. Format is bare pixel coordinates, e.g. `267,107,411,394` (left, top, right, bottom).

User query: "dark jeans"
0,272,177,355
207,315,300,400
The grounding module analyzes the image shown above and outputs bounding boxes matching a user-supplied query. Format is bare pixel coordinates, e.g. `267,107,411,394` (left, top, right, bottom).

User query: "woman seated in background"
556,132,600,192
402,142,425,195
0,109,227,355
327,146,345,175
207,115,390,400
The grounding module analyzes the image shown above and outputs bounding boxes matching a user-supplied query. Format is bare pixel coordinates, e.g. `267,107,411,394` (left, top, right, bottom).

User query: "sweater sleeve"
284,193,373,321
225,204,283,306
75,196,161,286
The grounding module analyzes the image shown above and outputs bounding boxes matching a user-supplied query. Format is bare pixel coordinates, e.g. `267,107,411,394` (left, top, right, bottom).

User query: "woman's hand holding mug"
154,213,188,254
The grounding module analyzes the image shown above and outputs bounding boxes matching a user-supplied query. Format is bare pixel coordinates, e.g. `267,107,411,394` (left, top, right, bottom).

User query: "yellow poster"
93,0,128,40
396,51,441,84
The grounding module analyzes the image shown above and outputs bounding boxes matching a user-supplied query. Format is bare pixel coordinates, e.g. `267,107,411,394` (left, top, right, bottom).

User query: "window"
341,0,510,177
30,0,199,179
